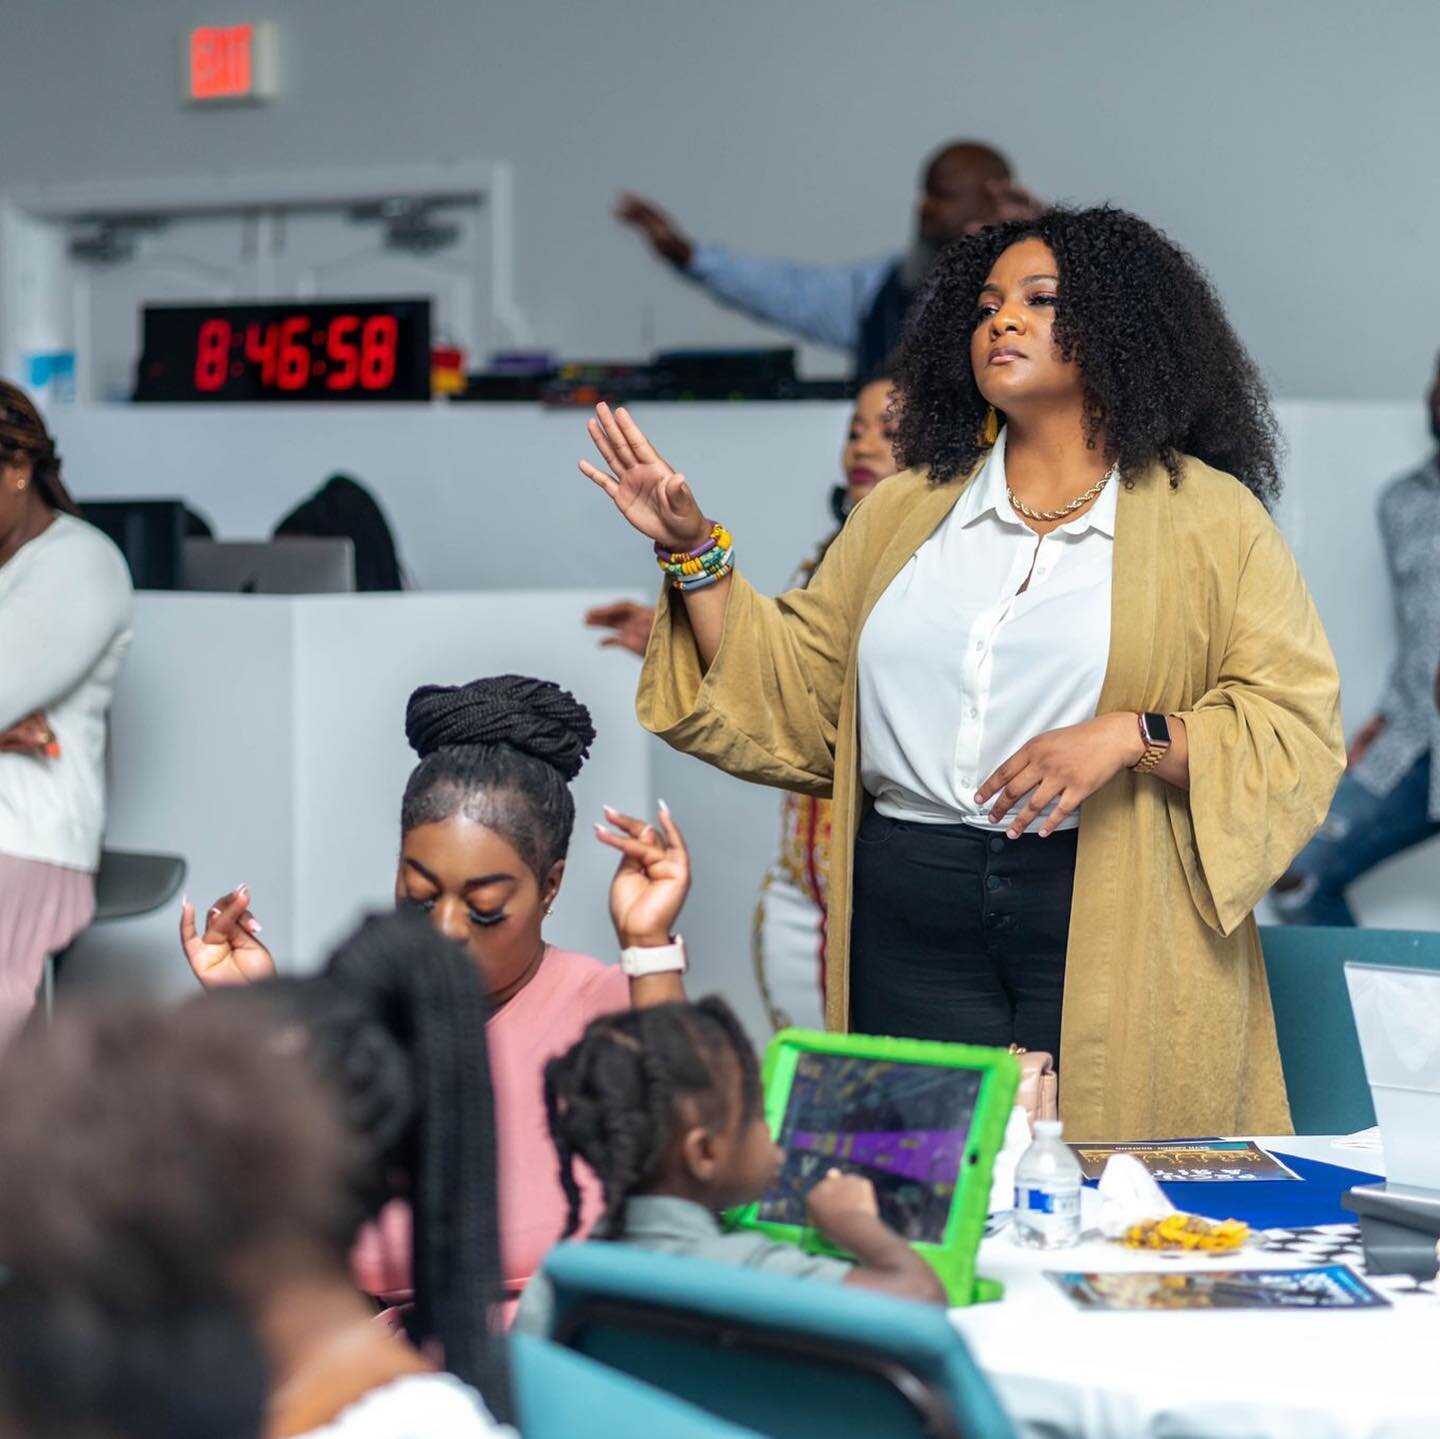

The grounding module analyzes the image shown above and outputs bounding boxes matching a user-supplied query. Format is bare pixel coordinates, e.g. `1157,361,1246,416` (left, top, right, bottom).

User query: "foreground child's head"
0,1002,349,1439
544,998,781,1237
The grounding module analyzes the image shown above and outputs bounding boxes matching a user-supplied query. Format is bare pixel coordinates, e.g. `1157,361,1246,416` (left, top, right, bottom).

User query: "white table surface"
951,1136,1439,1439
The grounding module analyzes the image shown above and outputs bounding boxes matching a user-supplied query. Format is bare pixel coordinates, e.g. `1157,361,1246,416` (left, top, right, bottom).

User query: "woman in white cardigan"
0,382,131,1041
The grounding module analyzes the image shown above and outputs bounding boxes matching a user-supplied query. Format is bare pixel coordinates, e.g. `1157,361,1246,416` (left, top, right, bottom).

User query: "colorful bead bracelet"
673,563,732,593
655,523,732,563
656,523,735,588
671,549,733,589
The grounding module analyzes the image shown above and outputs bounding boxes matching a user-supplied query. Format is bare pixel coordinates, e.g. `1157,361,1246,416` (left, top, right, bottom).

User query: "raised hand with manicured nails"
595,801,692,951
580,403,711,553
179,884,277,988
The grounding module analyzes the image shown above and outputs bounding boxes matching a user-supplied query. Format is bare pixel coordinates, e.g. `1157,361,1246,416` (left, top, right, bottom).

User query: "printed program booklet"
1048,1264,1390,1311
1068,1139,1303,1183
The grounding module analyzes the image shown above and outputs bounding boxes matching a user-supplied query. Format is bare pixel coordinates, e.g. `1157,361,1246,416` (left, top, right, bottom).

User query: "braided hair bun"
405,675,595,782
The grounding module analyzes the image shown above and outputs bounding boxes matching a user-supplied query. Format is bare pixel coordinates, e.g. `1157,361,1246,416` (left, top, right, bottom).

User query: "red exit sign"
187,22,277,103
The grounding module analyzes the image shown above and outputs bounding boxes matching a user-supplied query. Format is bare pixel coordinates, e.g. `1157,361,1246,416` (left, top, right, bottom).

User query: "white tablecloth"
950,1137,1439,1439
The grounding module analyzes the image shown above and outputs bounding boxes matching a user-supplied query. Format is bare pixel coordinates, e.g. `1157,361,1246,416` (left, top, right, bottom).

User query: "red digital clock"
134,299,432,402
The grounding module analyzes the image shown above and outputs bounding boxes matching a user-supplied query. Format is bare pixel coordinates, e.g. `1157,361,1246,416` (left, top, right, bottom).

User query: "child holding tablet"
516,996,945,1334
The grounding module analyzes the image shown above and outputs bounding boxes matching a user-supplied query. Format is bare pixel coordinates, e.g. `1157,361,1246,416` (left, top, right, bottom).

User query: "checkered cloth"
1257,1224,1438,1300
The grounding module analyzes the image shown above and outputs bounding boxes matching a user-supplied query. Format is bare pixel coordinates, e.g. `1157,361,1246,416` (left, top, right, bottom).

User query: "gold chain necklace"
1007,470,1112,523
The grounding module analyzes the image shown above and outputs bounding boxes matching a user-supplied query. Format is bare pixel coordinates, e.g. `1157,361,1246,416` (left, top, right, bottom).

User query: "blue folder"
1156,1152,1376,1229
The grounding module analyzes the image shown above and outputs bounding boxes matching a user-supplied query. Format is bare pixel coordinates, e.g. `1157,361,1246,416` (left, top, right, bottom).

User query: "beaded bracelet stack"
655,522,735,593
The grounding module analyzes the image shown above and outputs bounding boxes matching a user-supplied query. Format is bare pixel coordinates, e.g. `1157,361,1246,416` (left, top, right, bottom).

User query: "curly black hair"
890,206,1283,503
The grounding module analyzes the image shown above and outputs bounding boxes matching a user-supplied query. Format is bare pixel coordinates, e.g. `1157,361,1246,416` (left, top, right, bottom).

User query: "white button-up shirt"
857,428,1116,831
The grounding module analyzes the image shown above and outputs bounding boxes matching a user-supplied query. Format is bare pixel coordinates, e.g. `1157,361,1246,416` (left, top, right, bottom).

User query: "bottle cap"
1034,1119,1064,1138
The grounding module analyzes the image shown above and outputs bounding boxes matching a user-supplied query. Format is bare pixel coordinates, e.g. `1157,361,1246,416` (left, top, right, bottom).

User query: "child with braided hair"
180,672,689,1307
514,995,945,1336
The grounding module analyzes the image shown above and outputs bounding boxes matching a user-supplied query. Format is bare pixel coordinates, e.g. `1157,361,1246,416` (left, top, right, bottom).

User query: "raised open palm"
579,403,710,552
179,884,277,988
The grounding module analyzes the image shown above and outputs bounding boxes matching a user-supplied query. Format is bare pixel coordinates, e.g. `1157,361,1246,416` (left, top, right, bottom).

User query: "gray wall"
2,0,1437,399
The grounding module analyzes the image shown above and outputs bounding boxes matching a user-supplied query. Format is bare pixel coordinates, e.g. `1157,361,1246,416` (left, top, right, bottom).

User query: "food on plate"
1120,1213,1249,1252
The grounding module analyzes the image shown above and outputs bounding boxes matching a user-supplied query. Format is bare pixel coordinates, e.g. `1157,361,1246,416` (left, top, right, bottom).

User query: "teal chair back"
510,1332,767,1439
1261,925,1440,1134
539,1243,1016,1439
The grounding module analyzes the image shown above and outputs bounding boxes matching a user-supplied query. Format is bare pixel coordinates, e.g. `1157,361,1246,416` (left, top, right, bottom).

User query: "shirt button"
989,835,1006,855
974,639,984,652
969,707,979,719
986,874,1002,891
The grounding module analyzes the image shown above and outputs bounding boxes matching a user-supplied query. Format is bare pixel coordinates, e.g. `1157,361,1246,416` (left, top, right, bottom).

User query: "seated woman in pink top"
180,672,688,1304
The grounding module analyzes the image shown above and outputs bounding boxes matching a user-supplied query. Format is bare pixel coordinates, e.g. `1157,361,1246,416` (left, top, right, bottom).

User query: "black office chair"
44,848,187,1018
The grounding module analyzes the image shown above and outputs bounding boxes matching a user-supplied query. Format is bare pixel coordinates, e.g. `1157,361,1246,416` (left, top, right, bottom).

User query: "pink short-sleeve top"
351,946,630,1305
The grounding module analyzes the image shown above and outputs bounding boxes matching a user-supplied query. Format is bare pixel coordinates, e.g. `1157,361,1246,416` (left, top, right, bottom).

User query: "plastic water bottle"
1013,1119,1082,1249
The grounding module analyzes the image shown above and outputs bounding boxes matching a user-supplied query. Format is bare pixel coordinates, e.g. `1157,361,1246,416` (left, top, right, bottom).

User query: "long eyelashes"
401,894,506,928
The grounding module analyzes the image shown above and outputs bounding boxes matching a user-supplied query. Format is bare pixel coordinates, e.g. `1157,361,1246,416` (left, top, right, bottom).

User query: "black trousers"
849,808,1077,1063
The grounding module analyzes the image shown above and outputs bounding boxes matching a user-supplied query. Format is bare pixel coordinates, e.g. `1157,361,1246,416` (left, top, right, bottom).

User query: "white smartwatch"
619,935,688,978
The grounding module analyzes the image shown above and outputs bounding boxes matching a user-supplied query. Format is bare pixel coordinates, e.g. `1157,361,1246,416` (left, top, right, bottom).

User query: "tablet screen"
757,1051,982,1244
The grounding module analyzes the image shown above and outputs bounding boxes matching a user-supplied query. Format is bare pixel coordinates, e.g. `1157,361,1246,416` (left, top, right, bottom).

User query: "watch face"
1142,712,1172,745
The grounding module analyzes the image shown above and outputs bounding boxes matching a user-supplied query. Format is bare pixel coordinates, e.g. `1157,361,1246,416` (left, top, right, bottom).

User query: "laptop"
726,1029,1019,1306
181,538,355,595
1344,962,1440,1191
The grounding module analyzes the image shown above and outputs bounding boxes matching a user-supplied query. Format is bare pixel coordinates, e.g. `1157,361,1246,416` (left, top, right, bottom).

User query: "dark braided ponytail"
240,910,511,1422
401,675,596,881
0,379,80,516
542,997,762,1240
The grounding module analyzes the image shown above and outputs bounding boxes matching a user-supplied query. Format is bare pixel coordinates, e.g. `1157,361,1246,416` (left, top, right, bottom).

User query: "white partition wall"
62,591,668,1006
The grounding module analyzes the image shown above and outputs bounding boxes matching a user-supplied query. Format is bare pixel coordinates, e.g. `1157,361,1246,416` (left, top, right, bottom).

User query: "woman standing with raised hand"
587,375,902,1031
580,206,1344,1140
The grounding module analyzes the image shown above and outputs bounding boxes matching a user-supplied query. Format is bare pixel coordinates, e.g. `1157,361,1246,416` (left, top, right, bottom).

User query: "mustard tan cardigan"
639,459,1344,1140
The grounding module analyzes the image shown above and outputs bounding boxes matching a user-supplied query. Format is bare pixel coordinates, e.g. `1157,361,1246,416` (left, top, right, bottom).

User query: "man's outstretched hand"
615,193,695,269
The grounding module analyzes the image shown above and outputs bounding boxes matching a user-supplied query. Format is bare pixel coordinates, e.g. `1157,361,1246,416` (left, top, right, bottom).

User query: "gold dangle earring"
979,406,1000,447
